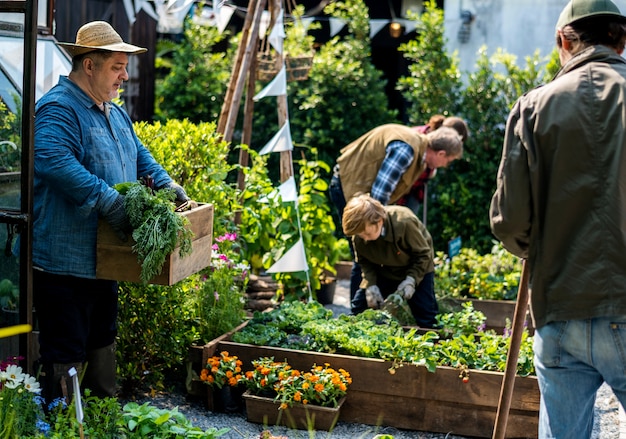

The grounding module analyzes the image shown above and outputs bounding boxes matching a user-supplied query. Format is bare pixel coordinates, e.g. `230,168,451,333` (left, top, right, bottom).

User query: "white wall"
444,0,626,75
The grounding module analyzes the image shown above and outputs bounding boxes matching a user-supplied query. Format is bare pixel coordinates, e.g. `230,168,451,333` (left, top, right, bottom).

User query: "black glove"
165,181,191,206
103,194,131,241
164,181,197,210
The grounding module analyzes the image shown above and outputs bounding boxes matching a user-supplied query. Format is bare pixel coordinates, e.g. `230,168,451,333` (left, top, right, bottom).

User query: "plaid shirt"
371,140,415,205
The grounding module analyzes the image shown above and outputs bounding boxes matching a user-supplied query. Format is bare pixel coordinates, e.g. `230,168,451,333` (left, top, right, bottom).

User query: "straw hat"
57,21,147,57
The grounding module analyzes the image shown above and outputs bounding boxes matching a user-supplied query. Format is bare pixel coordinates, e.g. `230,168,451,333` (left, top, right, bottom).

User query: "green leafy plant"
270,153,339,298
0,279,19,311
120,401,228,438
434,242,523,301
115,180,194,284
194,232,248,343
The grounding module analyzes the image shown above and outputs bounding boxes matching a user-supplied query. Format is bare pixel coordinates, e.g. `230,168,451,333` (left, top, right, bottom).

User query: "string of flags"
252,5,311,292
143,0,417,38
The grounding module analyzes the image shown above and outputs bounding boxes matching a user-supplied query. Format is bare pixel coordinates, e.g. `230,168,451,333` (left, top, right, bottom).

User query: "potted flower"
242,357,294,398
199,350,245,412
241,357,351,431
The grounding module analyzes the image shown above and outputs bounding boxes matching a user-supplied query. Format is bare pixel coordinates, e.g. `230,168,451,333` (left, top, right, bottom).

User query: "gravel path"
125,280,623,439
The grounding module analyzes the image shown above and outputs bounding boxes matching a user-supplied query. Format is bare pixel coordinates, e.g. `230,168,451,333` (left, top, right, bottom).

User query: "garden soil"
123,280,624,439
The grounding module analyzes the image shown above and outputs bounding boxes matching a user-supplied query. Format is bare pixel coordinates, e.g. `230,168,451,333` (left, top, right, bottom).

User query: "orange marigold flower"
314,383,324,392
294,391,302,402
226,371,233,378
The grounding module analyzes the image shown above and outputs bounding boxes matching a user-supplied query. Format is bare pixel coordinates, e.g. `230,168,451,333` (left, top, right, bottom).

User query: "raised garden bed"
440,297,534,335
190,322,539,439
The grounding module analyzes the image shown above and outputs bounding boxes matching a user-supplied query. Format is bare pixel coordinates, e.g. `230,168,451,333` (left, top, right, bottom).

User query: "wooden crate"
194,326,540,439
96,203,213,285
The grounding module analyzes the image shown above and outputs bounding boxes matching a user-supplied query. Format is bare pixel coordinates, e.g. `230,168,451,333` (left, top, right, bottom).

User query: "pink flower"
212,244,219,251
214,291,220,301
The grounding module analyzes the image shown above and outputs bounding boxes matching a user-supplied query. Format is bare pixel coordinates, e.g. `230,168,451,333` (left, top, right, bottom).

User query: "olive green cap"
556,0,626,29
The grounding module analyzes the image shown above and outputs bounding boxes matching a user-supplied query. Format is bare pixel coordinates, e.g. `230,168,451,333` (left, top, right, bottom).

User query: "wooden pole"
217,0,267,141
234,35,260,225
492,259,530,439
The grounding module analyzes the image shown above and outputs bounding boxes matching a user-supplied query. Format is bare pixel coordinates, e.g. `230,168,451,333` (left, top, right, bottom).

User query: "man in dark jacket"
490,0,626,436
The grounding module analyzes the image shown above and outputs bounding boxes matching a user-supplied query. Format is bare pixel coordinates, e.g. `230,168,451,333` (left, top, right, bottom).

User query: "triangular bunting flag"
257,176,298,204
259,121,293,155
369,19,388,39
329,17,346,37
217,4,235,34
268,8,286,53
266,238,309,273
253,65,287,100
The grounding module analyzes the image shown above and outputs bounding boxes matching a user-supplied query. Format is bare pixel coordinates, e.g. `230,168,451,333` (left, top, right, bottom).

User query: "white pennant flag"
369,19,388,39
268,8,286,53
276,176,298,203
267,238,309,273
217,4,235,33
259,121,293,155
68,367,84,424
302,17,315,31
257,176,298,204
253,65,287,100
329,18,346,37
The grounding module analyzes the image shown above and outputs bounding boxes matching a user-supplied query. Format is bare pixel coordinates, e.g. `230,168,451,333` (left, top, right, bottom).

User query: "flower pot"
242,390,344,431
315,277,336,305
206,385,244,413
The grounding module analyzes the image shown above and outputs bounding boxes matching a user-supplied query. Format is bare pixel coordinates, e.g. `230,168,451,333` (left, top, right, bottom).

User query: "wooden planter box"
192,326,539,439
96,203,214,285
242,390,344,431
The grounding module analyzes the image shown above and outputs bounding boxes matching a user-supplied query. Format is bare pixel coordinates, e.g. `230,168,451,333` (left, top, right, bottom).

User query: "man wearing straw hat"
490,0,626,436
32,21,193,403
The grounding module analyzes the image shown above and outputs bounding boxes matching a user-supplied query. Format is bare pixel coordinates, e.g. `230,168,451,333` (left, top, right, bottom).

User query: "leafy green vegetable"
118,182,194,283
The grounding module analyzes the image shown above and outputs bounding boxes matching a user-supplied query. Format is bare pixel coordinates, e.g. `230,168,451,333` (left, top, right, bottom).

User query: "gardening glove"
397,276,416,300
365,285,384,309
103,194,131,242
164,181,198,210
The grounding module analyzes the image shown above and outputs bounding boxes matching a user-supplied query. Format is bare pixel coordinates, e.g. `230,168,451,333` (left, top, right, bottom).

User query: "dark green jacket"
353,205,434,288
490,45,626,328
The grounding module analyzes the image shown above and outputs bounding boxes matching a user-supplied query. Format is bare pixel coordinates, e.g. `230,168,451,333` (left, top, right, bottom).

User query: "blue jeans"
534,318,626,438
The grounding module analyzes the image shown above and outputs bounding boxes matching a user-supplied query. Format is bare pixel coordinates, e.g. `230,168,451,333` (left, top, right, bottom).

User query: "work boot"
39,362,83,407
83,343,117,398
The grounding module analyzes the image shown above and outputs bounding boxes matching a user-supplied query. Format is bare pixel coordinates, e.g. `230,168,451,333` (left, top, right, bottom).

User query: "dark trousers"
351,272,438,328
33,270,118,364
329,173,362,301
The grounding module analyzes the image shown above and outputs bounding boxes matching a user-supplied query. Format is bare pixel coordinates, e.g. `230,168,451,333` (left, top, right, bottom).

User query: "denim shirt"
32,76,172,278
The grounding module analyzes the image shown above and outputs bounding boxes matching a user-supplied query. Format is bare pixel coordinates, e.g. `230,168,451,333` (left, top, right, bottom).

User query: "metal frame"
0,0,36,373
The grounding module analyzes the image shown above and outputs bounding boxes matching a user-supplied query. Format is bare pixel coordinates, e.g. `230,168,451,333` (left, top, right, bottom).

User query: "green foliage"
270,154,339,296
0,99,20,172
396,0,463,123
154,22,232,123
120,401,228,438
194,233,248,343
236,147,284,273
231,300,534,375
133,119,238,241
0,278,19,310
280,0,398,167
401,5,552,251
117,280,201,392
434,242,522,301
